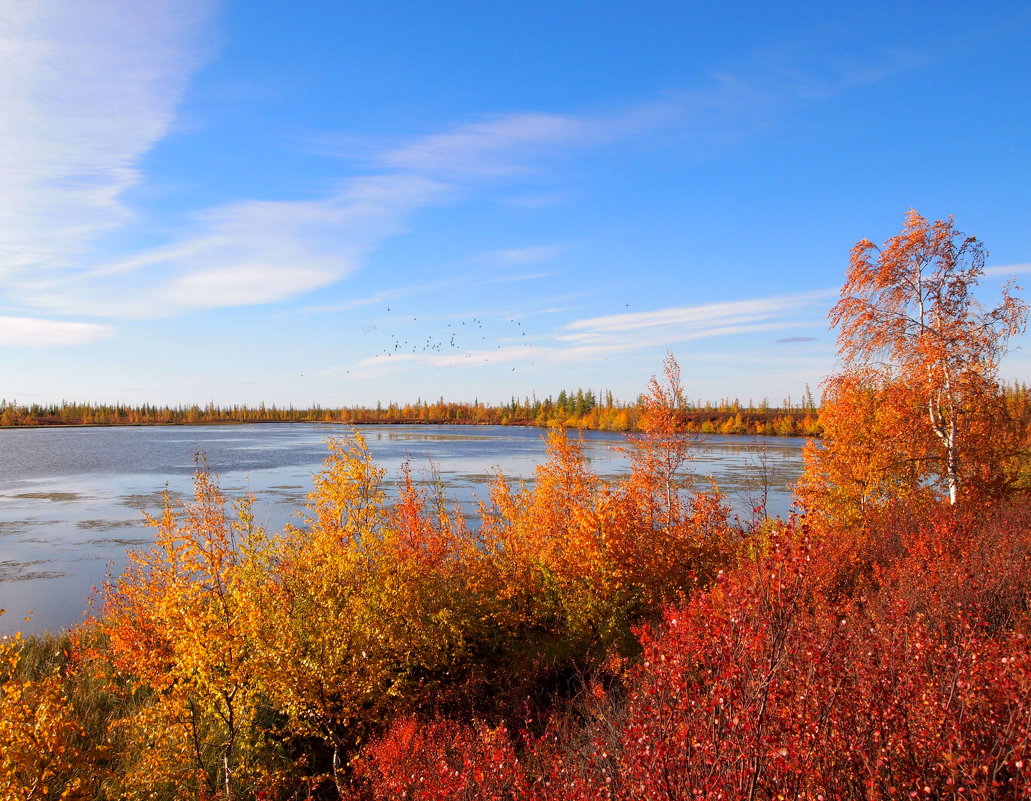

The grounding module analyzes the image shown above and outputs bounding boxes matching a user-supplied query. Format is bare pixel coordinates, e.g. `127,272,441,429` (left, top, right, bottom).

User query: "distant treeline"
3,382,1030,438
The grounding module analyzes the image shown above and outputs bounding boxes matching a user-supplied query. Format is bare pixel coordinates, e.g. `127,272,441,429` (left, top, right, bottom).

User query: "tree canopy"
800,210,1028,516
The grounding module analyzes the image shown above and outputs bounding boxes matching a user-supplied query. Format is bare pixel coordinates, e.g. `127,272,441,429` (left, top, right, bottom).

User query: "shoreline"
0,415,820,437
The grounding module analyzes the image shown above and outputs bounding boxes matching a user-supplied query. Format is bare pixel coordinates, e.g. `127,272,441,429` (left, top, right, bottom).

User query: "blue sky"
1,0,1029,408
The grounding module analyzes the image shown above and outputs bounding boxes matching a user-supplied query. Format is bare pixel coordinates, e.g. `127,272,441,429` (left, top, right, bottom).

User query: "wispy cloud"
0,5,923,341
18,174,445,319
380,113,590,177
478,244,568,266
561,290,835,350
0,316,112,347
337,290,835,376
543,290,832,360
1,2,442,323
0,0,216,333
984,263,1031,277
0,0,213,275
299,271,468,315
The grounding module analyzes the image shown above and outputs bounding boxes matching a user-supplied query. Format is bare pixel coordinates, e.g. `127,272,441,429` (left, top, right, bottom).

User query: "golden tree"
247,435,486,795
802,210,1027,517
94,465,280,799
0,626,91,801
622,352,695,528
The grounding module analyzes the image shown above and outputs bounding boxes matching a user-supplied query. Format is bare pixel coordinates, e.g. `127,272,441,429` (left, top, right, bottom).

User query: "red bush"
360,716,525,801
363,502,1031,800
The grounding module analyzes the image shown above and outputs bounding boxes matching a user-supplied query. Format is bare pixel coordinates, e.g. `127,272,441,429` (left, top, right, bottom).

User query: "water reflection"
0,424,805,633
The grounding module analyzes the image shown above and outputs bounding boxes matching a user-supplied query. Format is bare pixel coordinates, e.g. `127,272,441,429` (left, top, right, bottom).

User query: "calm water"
0,424,805,634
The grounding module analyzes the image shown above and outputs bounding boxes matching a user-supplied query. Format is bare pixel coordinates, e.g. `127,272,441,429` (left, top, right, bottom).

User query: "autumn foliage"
2,214,1030,800
799,211,1028,516
0,626,94,800
0,391,825,436
377,493,1031,795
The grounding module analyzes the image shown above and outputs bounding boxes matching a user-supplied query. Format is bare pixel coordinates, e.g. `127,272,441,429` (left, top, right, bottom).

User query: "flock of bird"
334,302,636,376
370,311,529,368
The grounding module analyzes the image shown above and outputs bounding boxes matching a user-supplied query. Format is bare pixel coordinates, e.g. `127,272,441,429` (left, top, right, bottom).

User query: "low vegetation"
2,212,1030,799
0,391,832,436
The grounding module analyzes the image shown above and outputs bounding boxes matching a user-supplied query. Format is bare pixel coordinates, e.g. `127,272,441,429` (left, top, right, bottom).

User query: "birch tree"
828,210,1026,505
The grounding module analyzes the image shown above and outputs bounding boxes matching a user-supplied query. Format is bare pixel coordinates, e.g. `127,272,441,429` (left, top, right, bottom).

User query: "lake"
0,424,806,634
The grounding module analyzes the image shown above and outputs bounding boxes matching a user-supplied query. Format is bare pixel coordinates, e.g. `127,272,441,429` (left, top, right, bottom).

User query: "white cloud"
297,243,560,316
0,0,213,276
163,264,339,309
0,316,112,347
508,291,835,361
563,290,835,346
18,175,447,319
0,7,922,332
370,73,811,182
381,113,589,176
984,263,1031,277
430,346,532,368
0,2,439,323
300,274,464,315
540,322,825,364
337,290,835,375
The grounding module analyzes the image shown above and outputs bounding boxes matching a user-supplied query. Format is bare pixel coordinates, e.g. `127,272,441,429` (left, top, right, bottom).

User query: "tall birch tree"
827,210,1026,505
